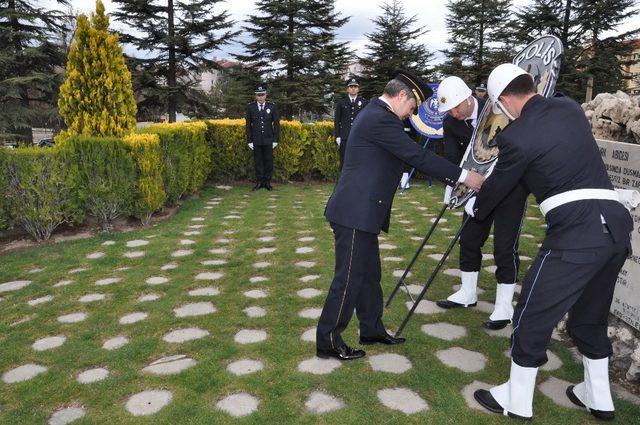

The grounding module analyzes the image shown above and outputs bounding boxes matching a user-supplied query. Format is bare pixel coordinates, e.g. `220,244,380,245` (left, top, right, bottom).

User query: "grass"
0,181,638,424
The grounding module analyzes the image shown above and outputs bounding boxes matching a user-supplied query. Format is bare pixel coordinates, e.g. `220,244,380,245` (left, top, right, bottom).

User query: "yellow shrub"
125,133,165,225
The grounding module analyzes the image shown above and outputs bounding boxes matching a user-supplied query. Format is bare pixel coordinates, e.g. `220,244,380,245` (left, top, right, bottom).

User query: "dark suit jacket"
442,97,486,164
474,94,633,250
325,98,462,234
245,101,280,146
334,95,367,141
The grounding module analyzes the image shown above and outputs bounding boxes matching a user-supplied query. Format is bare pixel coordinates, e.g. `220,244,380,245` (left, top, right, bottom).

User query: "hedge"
125,133,165,225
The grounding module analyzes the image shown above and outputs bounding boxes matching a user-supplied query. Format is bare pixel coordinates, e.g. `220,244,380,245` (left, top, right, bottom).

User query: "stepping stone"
421,322,467,341
484,265,497,274
520,256,532,261
227,359,264,376
452,211,464,216
484,325,513,338
77,367,109,384
216,238,232,244
115,266,130,272
58,312,88,323
224,215,241,219
410,236,423,241
436,347,487,372
256,247,276,254
188,287,220,297
258,236,275,242
369,353,412,374
68,268,87,274
296,247,314,254
126,240,149,247
383,257,404,262
163,327,209,343
301,327,316,342
180,239,196,245
298,357,341,375
201,259,227,266
123,251,145,258
183,231,201,236
244,289,268,299
48,406,86,425
521,234,535,238
234,329,267,344
380,244,397,250
191,217,205,222
208,248,228,254
146,276,169,285
526,216,540,221
243,306,267,318
79,293,106,303
32,335,66,351
119,312,148,324
171,249,193,257
461,381,493,413
393,269,411,278
423,245,437,249
138,293,161,302
86,252,105,259
174,302,216,317
405,284,423,295
405,300,445,315
299,307,322,319
0,280,31,293
538,377,580,409
443,268,461,277
253,261,272,268
250,276,268,283
305,391,345,414
161,263,177,271
475,301,495,314
125,390,173,416
298,236,315,242
195,272,224,280
103,336,129,350
398,220,412,224
28,295,53,306
189,224,206,229
297,288,322,299
405,228,416,232
441,228,452,232
142,354,196,375
215,393,259,418
2,364,48,383
95,277,121,286
377,387,429,414
223,230,236,235
428,254,443,261
612,383,640,406
431,217,447,223
299,274,320,282
102,240,116,245
295,261,316,268
54,280,73,288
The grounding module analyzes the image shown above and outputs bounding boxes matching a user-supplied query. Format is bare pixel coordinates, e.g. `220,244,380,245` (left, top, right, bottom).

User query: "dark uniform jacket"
443,97,486,164
475,94,633,250
334,95,368,140
325,98,463,234
245,101,280,146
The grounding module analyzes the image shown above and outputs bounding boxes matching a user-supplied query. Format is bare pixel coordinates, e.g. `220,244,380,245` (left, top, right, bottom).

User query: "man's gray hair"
383,78,412,97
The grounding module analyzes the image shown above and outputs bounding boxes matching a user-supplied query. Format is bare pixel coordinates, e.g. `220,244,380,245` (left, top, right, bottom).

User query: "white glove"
248,143,254,150
443,185,453,204
465,196,476,217
272,143,278,149
336,137,341,146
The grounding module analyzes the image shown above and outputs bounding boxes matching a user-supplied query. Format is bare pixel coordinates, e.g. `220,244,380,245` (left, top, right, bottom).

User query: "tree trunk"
285,0,294,120
10,0,33,144
561,0,572,47
477,0,485,85
167,0,177,122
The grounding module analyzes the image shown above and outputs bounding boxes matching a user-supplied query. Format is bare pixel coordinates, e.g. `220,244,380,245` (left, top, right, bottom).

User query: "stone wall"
582,91,640,144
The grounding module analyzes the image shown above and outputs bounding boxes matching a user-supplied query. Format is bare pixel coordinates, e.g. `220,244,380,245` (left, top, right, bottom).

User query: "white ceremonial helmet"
487,63,532,115
437,76,472,112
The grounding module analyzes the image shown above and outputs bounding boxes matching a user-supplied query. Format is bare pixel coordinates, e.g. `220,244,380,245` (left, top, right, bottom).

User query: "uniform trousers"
316,222,387,350
253,144,273,184
338,138,348,171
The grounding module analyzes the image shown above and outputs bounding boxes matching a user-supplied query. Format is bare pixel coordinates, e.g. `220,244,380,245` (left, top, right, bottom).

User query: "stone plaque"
596,139,640,331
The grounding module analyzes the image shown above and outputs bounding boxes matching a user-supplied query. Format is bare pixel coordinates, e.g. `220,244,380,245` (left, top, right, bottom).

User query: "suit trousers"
253,144,273,184
316,222,387,350
511,228,628,367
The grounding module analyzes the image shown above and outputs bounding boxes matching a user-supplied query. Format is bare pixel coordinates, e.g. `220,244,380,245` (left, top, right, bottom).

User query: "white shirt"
465,97,479,128
349,95,357,103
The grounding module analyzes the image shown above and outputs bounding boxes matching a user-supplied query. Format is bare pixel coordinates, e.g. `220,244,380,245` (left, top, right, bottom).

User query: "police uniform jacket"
442,97,486,164
246,101,280,146
474,94,633,250
334,95,367,140
325,98,462,234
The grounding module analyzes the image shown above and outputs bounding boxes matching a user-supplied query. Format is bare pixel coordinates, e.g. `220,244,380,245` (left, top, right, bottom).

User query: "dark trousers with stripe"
253,144,273,184
460,183,528,283
511,229,629,367
316,222,387,350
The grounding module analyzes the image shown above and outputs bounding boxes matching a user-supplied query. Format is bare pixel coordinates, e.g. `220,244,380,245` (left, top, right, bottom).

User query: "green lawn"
0,181,638,424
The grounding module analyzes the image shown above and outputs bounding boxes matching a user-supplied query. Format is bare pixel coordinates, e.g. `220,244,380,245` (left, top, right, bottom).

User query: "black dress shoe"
436,299,477,309
265,183,273,191
474,389,531,420
566,385,615,421
483,319,511,330
316,345,365,360
360,333,406,345
252,182,261,190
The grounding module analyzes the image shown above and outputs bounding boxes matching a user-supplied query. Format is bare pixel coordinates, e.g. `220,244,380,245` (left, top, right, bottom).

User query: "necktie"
259,105,263,112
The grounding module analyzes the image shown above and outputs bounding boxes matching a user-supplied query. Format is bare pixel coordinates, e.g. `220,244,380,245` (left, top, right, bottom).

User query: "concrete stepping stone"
79,293,106,303
301,327,316,343
526,216,540,221
58,312,88,323
95,277,121,286
369,353,412,374
377,387,429,414
482,253,494,261
138,293,161,302
103,336,129,350
538,376,580,409
305,391,345,414
68,268,87,274
298,236,316,242
123,251,145,258
115,266,130,272
380,244,397,250
161,263,177,271
86,252,105,259
215,185,232,190
125,389,173,416
243,306,267,318
258,236,275,242
428,254,443,261
188,287,220,297
244,289,268,299
224,215,241,219
32,335,66,351
298,357,341,375
215,393,259,418
77,368,109,384
189,224,206,229
295,261,316,268
171,249,193,257
119,312,148,324
299,307,322,319
250,276,268,283
174,302,216,317
54,280,73,288
431,217,447,223
421,322,467,341
215,238,232,244
227,359,264,376
127,240,149,247
2,364,48,383
145,276,169,285
383,256,404,262
404,284,423,295
296,247,314,254
256,247,276,254
253,261,272,268
443,268,461,277
520,256,532,261
102,240,116,246
201,259,227,266
191,217,205,222
0,280,31,293
297,288,322,299
180,239,196,245
234,329,267,344
405,300,445,315
436,347,487,372
398,220,412,224
484,265,497,274
475,301,495,314
299,274,320,282
48,406,86,425
423,244,437,249
410,236,423,241
195,272,224,280
461,380,493,413
612,383,640,406
484,324,513,338
208,248,228,254
393,269,411,278
183,231,201,236
502,349,562,371
163,327,209,343
28,295,53,306
142,354,196,375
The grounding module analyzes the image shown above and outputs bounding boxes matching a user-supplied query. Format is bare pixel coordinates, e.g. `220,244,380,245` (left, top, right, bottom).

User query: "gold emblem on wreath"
440,96,446,104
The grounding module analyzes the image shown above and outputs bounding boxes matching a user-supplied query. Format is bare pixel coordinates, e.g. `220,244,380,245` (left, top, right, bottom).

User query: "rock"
125,390,173,416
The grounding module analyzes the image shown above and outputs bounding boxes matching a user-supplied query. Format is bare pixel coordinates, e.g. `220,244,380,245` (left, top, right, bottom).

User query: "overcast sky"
41,0,640,64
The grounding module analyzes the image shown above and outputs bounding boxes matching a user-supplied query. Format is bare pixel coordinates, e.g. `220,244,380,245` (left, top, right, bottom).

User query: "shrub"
125,133,165,226
273,121,308,181
0,153,10,232
205,119,253,182
309,122,339,181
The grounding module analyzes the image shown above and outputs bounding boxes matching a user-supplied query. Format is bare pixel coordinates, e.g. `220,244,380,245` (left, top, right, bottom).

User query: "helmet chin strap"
496,100,516,121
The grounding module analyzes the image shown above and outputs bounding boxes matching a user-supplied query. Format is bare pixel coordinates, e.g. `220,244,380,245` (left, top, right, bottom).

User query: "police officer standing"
475,82,487,100
334,78,367,170
246,85,280,190
470,64,634,421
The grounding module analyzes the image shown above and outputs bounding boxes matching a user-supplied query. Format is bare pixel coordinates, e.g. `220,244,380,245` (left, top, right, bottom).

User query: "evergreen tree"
0,0,70,144
359,0,434,99
112,0,238,122
58,0,136,138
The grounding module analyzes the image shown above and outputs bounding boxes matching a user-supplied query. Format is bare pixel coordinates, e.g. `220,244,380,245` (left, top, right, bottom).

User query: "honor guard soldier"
436,76,529,331
334,78,367,170
469,64,634,421
316,69,485,361
475,82,487,100
246,85,280,190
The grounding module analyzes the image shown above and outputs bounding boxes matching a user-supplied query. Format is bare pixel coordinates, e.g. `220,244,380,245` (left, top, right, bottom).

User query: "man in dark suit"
334,78,367,170
245,85,280,190
436,76,529,331
471,64,633,421
315,70,485,361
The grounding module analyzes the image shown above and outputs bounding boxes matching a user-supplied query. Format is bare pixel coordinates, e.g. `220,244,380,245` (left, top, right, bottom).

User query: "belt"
539,189,619,216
